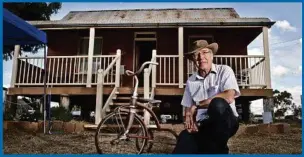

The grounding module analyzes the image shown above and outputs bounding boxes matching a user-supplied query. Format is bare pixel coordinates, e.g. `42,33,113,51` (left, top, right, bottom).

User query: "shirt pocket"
189,82,201,97
207,85,220,98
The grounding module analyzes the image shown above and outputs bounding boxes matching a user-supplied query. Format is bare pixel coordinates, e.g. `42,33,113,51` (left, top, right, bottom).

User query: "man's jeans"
172,98,239,154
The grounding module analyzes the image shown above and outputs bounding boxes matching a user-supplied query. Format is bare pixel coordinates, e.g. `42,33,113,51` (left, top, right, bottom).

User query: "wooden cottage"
7,8,275,125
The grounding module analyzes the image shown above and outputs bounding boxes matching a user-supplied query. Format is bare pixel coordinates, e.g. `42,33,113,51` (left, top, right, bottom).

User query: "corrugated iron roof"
61,8,240,21
28,8,274,27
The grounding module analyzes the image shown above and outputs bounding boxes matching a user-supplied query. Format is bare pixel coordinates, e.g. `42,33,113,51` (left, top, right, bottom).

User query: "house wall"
184,28,256,55
45,27,261,87
46,28,178,87
46,30,79,56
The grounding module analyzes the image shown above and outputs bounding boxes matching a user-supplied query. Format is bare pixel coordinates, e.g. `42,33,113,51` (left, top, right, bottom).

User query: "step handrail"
144,50,157,99
101,87,117,119
95,50,121,124
143,50,157,125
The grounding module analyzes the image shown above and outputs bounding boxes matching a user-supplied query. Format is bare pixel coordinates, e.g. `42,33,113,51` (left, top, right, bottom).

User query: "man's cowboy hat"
184,40,219,60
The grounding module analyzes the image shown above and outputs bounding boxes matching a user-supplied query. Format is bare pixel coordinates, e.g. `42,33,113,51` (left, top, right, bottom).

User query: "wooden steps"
110,93,145,107
112,96,131,100
84,124,98,130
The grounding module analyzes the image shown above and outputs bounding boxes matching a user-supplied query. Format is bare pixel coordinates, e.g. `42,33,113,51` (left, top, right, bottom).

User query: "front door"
135,40,156,87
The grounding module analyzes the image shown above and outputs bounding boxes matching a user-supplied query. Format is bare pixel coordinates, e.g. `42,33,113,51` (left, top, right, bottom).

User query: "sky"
3,2,302,114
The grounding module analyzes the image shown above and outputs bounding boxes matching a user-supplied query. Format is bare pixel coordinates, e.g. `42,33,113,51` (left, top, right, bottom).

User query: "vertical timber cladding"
96,28,179,87
95,29,134,87
39,28,180,87
46,30,79,56
183,27,262,55
83,28,179,87
156,28,178,85
133,29,178,86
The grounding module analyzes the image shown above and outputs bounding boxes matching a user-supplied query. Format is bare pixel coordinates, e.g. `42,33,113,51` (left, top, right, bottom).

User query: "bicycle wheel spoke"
95,111,147,154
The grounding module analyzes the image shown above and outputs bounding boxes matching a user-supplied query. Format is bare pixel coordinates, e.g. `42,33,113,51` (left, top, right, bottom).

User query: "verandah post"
10,45,20,87
86,27,95,87
152,50,157,88
95,69,103,124
115,49,121,87
178,27,184,88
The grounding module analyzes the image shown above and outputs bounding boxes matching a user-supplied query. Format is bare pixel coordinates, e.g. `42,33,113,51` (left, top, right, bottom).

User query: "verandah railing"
156,55,267,88
14,52,267,89
14,53,119,87
214,55,266,88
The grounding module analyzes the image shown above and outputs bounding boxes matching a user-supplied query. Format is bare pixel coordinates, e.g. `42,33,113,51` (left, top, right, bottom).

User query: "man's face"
195,48,213,71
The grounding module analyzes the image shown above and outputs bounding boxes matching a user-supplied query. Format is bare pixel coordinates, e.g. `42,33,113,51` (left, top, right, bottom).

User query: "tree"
293,106,302,118
274,108,287,117
3,2,62,60
273,89,293,118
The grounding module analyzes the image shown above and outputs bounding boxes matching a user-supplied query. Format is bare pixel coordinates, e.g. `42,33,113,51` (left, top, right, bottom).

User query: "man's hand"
190,105,197,115
185,105,198,133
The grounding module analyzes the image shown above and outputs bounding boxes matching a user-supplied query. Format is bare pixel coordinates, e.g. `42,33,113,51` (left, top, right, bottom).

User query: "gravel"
4,123,302,154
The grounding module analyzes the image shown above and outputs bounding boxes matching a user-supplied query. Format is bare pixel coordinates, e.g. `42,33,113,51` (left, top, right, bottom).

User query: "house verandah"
9,27,273,88
7,27,274,124
7,8,275,124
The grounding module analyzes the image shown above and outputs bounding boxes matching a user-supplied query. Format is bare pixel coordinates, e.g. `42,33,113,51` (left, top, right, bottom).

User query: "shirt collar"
211,63,217,74
195,63,217,80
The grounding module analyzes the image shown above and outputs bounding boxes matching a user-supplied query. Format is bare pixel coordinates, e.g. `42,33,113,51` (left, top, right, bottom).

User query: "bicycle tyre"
95,111,148,154
136,128,154,153
145,129,178,153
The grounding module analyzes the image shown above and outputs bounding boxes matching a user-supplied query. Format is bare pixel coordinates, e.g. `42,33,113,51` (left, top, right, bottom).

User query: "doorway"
134,40,156,87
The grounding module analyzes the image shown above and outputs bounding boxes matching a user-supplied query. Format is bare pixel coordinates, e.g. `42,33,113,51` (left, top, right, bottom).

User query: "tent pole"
43,45,47,134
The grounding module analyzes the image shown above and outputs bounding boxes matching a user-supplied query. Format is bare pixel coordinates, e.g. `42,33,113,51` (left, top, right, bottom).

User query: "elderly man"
172,40,240,154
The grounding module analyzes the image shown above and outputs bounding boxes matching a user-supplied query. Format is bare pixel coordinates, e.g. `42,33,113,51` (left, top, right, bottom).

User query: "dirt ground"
3,123,302,154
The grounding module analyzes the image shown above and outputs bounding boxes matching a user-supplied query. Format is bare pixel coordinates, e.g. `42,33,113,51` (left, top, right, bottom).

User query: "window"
76,37,103,75
134,32,157,41
79,37,103,55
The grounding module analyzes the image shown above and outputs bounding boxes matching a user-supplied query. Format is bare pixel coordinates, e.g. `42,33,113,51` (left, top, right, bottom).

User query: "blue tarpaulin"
3,8,49,134
3,8,47,45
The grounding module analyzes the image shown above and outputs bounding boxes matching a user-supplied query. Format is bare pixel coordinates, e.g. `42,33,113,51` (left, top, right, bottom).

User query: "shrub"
19,109,43,122
50,106,73,122
3,110,15,121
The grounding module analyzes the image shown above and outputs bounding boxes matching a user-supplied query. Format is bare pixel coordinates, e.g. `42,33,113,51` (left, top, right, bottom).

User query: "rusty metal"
28,8,274,28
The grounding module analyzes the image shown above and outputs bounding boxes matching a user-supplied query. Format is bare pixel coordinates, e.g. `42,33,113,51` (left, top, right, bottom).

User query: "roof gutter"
33,21,275,30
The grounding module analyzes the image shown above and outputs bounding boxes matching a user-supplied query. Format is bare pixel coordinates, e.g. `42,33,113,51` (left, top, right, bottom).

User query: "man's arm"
197,89,236,108
181,83,195,116
212,89,236,103
181,82,199,132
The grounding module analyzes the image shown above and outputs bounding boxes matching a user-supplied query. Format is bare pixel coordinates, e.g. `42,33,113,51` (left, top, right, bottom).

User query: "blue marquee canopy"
3,8,49,134
3,8,47,46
